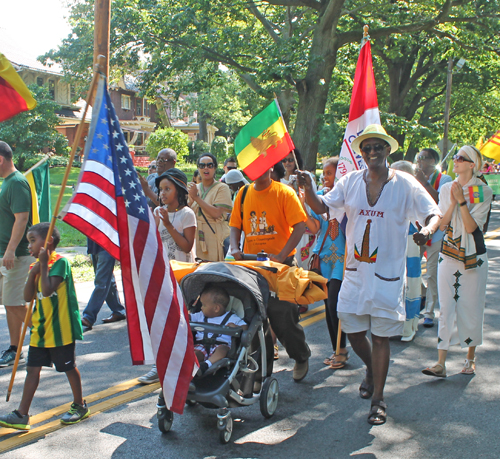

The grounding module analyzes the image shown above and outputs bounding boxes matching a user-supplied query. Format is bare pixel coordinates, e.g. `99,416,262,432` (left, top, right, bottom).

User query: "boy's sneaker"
60,401,90,425
0,410,30,430
0,349,25,367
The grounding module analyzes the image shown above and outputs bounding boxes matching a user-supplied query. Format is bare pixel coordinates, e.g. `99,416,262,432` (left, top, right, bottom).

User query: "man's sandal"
359,372,374,399
461,358,475,375
329,352,349,369
368,400,388,426
422,363,447,378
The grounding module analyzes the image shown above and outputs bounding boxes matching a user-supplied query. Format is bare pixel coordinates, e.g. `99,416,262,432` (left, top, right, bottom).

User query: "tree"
43,0,500,168
0,84,69,170
145,128,189,161
211,136,228,165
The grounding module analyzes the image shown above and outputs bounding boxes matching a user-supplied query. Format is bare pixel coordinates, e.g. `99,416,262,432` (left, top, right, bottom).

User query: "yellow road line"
0,378,142,436
485,225,500,240
300,312,326,328
0,382,160,454
299,303,325,319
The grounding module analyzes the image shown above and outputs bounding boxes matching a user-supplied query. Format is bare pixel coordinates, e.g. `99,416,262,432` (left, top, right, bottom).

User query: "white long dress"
436,179,493,350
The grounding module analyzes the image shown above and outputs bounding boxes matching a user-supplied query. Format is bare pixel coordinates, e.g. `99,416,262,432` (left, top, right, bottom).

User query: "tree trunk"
292,17,340,171
198,112,208,142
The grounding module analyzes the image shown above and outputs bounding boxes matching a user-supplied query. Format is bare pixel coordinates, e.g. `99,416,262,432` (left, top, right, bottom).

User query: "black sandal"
359,373,374,399
367,400,387,426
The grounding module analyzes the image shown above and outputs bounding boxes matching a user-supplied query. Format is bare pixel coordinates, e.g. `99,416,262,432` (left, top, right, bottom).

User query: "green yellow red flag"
234,100,294,180
480,130,500,162
468,185,484,204
0,53,37,122
24,161,51,224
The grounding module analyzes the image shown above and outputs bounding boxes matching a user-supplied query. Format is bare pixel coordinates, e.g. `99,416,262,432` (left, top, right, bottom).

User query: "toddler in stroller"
156,262,279,443
192,285,248,376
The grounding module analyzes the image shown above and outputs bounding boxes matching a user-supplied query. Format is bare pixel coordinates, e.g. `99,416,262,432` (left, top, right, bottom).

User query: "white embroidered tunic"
321,170,440,321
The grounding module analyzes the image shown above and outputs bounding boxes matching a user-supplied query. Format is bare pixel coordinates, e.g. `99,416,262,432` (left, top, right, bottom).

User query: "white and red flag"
60,76,197,414
337,38,380,178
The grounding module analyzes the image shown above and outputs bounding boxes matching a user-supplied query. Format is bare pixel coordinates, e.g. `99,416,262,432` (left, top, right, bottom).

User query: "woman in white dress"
422,146,493,377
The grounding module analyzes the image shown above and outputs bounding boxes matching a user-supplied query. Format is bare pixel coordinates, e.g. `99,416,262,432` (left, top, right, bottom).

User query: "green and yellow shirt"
30,252,83,348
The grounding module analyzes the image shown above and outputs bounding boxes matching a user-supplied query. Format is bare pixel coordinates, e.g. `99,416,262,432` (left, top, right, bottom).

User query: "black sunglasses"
226,166,237,171
453,154,474,164
199,162,215,169
416,154,432,161
282,158,295,164
361,144,388,154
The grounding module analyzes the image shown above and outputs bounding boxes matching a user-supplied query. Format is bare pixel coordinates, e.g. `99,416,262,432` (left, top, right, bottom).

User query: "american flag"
61,77,197,414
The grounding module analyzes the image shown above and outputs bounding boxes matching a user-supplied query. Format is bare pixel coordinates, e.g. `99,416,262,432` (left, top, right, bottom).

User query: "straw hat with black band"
155,167,189,192
351,124,399,155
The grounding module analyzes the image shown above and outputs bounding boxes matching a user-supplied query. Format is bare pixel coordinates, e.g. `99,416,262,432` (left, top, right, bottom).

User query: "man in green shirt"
0,141,33,367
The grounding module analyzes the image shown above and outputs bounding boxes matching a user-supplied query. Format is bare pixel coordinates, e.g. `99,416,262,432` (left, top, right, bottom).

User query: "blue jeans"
82,251,125,325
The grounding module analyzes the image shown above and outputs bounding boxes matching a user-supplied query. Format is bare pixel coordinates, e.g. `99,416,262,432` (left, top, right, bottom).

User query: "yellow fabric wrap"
170,260,328,305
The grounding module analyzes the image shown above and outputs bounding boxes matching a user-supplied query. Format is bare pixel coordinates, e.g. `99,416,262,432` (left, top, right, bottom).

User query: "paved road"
1,203,500,458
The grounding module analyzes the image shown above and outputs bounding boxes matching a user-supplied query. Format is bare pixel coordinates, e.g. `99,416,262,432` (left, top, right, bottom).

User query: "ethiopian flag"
0,53,37,122
468,185,484,204
25,162,51,224
234,100,295,180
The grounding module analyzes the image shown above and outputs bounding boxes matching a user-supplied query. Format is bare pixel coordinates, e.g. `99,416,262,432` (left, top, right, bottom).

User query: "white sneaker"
138,366,159,384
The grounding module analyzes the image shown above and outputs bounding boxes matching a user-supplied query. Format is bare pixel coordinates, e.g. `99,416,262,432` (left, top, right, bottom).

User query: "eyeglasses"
416,154,432,161
453,154,474,164
148,165,156,169
199,162,215,169
226,166,237,171
361,144,388,154
282,158,295,164
156,158,174,165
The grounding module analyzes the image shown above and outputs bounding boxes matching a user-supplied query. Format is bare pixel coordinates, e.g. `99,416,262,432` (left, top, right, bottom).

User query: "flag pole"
23,152,54,177
6,56,106,402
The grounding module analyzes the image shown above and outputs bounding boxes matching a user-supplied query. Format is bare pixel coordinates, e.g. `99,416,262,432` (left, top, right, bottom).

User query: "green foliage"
135,166,149,175
211,136,228,165
0,85,70,170
145,128,189,161
186,140,210,163
43,0,500,167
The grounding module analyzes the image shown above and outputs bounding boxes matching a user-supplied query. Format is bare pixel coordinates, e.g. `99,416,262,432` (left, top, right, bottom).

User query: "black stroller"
156,262,279,443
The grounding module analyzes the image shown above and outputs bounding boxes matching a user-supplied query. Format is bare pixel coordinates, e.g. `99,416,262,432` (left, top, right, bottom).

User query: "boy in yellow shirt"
0,223,87,431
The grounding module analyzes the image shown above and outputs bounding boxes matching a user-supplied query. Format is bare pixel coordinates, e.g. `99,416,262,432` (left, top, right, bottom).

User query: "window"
121,94,131,110
48,79,55,99
136,98,142,116
36,77,43,87
70,85,76,101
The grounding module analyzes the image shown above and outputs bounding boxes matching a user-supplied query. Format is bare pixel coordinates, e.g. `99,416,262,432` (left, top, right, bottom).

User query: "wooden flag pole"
23,152,54,177
6,56,106,402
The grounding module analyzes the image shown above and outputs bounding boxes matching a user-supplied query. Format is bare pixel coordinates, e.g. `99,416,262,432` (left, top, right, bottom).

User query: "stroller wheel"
186,399,197,407
260,377,279,418
218,413,233,444
157,408,173,433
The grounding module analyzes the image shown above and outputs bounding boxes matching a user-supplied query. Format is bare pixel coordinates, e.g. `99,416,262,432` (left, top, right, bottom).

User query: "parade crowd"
0,122,493,429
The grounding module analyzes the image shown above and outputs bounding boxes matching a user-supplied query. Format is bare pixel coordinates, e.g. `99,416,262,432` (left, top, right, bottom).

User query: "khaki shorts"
0,256,34,306
338,312,404,337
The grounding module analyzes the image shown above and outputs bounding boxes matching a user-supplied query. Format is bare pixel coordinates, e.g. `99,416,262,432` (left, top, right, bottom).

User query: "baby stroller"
156,262,279,443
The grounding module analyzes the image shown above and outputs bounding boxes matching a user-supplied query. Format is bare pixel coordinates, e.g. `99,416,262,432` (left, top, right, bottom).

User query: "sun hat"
155,168,189,192
351,124,399,155
224,169,249,185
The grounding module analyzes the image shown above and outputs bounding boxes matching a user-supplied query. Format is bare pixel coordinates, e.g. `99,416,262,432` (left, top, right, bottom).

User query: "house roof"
0,39,63,75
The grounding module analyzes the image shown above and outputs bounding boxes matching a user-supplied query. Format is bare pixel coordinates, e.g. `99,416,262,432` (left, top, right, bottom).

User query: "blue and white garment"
405,224,421,320
310,190,345,281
